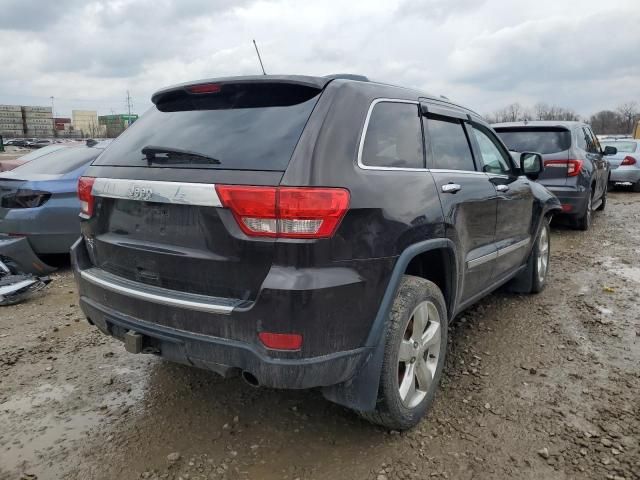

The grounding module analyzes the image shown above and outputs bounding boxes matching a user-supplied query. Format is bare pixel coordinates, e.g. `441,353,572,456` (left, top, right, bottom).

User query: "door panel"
469,124,535,280
431,171,497,301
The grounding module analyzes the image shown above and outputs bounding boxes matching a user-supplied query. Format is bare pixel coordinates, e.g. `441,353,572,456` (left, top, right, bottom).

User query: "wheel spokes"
398,339,414,362
421,321,441,349
399,362,416,401
415,358,433,391
411,304,428,343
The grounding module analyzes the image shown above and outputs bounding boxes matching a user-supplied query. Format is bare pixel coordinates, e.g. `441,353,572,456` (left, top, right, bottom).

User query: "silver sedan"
601,138,640,192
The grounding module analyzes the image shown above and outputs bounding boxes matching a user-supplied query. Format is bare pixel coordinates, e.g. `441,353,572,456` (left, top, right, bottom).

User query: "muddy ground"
1,190,638,480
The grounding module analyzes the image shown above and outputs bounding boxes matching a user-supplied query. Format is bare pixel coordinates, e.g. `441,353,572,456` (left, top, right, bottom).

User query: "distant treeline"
484,101,639,135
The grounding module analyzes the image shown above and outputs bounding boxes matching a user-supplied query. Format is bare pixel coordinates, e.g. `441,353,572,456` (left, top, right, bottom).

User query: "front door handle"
496,184,509,192
441,183,462,194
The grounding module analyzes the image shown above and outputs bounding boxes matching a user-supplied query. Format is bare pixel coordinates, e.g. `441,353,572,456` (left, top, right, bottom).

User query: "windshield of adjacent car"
495,128,572,154
11,146,103,175
600,141,637,153
94,83,321,171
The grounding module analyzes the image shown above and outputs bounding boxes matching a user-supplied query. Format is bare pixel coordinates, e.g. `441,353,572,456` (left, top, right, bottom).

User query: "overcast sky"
0,0,638,118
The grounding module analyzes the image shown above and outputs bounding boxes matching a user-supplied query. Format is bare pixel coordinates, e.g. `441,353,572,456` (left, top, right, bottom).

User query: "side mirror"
520,152,543,179
603,145,617,155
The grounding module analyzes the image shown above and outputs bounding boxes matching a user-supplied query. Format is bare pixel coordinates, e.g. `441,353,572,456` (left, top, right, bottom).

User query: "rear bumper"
72,237,392,389
545,186,588,215
79,295,370,389
610,167,640,184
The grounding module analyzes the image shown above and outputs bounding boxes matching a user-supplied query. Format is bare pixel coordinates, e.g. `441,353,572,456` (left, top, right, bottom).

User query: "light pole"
50,96,55,138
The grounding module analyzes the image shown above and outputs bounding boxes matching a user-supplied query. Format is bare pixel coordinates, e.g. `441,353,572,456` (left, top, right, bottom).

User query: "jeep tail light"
78,176,96,217
188,83,221,94
621,156,637,166
215,185,350,239
258,332,303,351
543,159,583,177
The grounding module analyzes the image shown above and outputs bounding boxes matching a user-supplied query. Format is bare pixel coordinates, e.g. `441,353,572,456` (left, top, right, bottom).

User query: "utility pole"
253,40,266,75
125,90,133,128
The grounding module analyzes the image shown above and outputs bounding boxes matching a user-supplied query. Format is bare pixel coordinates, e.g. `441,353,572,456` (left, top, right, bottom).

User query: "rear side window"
361,102,424,169
11,147,99,175
426,118,475,171
94,83,321,171
496,128,571,154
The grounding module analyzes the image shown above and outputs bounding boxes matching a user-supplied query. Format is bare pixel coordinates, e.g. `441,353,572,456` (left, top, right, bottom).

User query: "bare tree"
589,110,626,135
617,102,638,134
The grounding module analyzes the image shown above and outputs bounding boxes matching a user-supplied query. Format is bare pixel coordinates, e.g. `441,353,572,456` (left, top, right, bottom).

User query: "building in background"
72,110,105,137
23,106,54,137
0,105,25,138
54,117,71,131
98,114,138,138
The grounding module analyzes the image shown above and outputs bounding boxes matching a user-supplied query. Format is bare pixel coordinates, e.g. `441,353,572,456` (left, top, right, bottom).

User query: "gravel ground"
0,190,638,480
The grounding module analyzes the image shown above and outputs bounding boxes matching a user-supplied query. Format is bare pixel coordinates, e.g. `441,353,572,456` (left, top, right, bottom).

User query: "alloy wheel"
537,225,549,284
397,300,442,409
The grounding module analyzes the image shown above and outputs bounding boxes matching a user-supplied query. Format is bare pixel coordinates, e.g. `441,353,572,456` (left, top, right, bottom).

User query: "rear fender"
322,238,457,411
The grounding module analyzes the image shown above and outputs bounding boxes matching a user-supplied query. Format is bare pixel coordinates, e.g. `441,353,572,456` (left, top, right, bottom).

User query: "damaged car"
0,140,111,304
72,75,560,429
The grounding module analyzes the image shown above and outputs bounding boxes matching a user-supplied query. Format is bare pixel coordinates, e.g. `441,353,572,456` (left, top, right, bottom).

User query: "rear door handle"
496,184,509,192
441,183,462,194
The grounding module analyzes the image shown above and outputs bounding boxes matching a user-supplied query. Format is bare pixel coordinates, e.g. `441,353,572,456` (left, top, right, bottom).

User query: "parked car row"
492,121,616,230
1,75,635,431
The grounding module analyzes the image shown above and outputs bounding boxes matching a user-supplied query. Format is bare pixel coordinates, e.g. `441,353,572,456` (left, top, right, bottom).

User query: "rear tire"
359,275,447,430
633,180,640,193
574,189,593,231
507,217,550,294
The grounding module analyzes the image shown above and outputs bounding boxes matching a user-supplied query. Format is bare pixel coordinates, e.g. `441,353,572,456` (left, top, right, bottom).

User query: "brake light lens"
258,332,303,351
543,159,583,177
77,176,96,217
215,185,350,239
621,156,637,166
188,83,221,94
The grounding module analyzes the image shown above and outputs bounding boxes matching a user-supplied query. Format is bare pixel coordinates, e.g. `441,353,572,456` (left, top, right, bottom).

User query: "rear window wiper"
141,145,221,165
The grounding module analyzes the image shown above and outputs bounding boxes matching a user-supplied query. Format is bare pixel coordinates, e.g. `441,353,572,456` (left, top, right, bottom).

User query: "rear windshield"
11,146,101,175
94,83,321,171
601,141,637,153
495,128,572,154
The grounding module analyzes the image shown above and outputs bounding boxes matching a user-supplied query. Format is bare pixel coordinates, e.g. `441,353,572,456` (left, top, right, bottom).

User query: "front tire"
360,276,447,430
596,183,607,211
508,217,551,294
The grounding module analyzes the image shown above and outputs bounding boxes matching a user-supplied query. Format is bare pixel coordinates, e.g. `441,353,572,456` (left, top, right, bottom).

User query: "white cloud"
0,0,638,118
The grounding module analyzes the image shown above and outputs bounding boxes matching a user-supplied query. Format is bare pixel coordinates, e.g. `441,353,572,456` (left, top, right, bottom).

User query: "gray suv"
493,121,615,230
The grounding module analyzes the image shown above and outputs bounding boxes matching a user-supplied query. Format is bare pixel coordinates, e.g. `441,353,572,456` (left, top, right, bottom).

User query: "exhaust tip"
241,371,260,387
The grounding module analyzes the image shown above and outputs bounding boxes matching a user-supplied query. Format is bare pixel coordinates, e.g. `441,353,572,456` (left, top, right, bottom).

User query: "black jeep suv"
73,75,560,429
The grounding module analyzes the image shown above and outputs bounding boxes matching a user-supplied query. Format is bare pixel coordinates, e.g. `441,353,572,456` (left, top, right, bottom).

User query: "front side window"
472,127,511,174
361,102,424,169
426,117,475,171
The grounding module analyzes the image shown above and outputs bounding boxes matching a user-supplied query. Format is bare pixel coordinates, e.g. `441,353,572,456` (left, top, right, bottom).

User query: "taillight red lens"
621,156,637,166
188,83,221,94
215,185,350,239
258,332,303,351
543,159,583,177
77,176,96,217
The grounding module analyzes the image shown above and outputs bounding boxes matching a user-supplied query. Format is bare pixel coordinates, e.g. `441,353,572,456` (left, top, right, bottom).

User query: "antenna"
253,39,267,75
